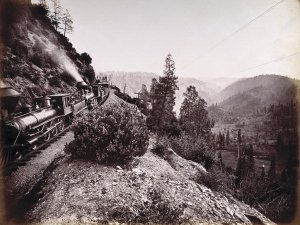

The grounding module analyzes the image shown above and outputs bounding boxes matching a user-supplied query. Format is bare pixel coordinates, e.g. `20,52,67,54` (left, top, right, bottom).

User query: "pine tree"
179,85,211,137
247,143,255,173
235,155,246,185
148,54,178,134
226,130,230,146
139,84,150,115
237,129,242,145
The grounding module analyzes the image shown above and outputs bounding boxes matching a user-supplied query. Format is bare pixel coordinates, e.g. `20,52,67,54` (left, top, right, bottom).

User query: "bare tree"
60,9,74,36
50,0,62,30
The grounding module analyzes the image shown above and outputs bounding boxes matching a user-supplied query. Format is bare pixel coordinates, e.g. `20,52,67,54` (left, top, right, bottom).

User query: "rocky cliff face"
1,1,95,105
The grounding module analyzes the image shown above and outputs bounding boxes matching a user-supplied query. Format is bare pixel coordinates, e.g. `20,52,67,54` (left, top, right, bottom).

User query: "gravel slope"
27,147,274,225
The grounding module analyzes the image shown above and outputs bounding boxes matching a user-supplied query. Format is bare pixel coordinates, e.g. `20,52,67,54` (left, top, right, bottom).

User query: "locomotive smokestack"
0,82,21,121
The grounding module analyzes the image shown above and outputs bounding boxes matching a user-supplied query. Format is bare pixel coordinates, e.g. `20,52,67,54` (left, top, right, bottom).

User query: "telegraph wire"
182,0,286,70
227,51,300,76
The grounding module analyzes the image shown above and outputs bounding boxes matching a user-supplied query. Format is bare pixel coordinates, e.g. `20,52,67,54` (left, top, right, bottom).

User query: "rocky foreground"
25,141,273,225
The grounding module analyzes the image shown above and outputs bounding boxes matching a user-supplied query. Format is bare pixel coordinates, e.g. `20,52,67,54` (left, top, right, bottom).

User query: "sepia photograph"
0,0,299,224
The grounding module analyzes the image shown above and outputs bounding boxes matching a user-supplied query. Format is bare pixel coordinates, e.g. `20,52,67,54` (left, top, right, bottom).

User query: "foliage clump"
106,187,186,224
196,164,235,193
151,136,170,158
65,103,149,164
170,133,215,169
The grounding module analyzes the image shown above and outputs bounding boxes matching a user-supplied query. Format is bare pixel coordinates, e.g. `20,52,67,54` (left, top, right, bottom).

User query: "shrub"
65,103,149,165
81,65,95,84
11,40,28,58
151,136,170,158
31,86,44,96
170,133,215,169
196,164,235,193
80,52,92,65
134,187,186,224
48,76,61,87
29,51,45,67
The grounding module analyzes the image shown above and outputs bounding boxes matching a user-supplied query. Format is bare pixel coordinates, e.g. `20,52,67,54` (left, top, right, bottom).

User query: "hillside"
1,1,95,105
215,74,300,104
26,150,273,224
210,75,300,117
208,77,241,90
21,92,273,225
102,71,219,113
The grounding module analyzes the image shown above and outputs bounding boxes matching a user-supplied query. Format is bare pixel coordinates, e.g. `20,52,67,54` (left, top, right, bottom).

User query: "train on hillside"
0,76,110,164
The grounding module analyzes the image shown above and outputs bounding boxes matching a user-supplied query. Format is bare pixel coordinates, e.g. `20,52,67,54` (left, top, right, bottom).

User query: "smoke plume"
28,28,83,82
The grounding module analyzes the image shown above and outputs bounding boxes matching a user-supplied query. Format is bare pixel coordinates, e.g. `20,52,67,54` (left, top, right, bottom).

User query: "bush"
196,164,235,193
80,52,92,65
170,133,215,169
105,187,186,224
134,187,186,224
29,51,45,67
151,136,170,158
48,76,61,87
65,103,149,165
11,40,28,58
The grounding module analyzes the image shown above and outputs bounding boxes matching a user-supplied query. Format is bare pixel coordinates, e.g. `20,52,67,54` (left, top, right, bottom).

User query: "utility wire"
182,0,286,70
227,51,300,76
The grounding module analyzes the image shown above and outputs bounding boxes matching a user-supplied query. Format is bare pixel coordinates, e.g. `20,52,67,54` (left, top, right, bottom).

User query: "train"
0,76,110,164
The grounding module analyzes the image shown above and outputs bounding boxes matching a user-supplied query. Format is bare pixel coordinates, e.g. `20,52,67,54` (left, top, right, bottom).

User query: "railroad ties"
3,128,70,176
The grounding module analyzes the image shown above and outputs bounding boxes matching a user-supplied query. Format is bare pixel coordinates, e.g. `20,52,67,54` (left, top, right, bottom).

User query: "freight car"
0,77,109,164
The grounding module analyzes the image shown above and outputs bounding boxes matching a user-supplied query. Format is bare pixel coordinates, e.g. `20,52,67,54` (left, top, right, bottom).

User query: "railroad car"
0,77,109,164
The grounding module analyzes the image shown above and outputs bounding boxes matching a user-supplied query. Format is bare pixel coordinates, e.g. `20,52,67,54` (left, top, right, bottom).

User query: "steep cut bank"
1,1,95,104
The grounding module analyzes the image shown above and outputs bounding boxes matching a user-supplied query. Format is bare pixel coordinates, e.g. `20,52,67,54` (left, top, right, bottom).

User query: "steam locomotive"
0,77,110,164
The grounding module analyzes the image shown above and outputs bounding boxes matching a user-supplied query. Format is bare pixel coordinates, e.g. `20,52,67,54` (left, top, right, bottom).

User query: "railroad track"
3,127,70,176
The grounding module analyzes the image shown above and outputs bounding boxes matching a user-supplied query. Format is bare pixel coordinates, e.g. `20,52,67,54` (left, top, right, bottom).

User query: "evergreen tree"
226,129,230,146
179,85,211,137
139,84,150,115
237,129,242,145
235,155,246,185
148,54,178,135
247,143,255,173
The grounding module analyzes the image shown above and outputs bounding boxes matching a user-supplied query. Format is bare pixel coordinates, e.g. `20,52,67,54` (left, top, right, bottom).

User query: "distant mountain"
216,75,300,116
101,71,216,113
208,77,241,90
215,75,299,103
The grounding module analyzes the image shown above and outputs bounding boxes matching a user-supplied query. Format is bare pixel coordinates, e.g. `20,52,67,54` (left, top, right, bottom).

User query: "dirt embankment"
26,145,274,224
21,93,274,225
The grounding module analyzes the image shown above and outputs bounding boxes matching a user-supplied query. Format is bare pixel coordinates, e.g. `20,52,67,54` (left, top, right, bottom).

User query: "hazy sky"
35,0,300,80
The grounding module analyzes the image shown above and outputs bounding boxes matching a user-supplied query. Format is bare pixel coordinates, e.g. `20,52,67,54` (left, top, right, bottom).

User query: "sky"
34,0,300,80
